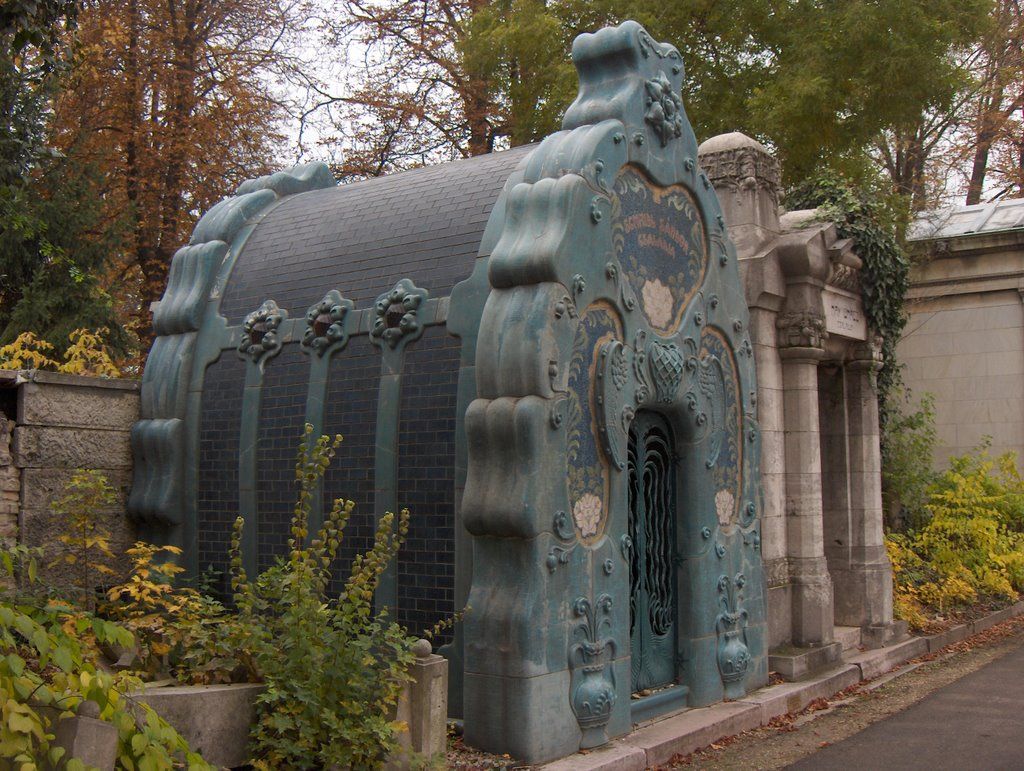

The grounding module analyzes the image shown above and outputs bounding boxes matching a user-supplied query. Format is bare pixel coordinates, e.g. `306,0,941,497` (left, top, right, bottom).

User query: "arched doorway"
628,412,678,695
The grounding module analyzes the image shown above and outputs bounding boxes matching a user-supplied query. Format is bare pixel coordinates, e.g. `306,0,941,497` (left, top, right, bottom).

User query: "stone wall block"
18,380,140,430
12,426,133,469
0,465,19,495
0,419,13,466
760,430,786,475
760,509,786,562
783,434,823,475
19,467,132,512
21,505,135,585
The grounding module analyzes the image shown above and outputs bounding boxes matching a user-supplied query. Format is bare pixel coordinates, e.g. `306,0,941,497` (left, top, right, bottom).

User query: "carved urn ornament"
716,573,751,697
569,594,617,744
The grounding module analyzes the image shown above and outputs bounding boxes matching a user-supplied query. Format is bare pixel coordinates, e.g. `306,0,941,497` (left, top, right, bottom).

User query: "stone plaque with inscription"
823,289,867,340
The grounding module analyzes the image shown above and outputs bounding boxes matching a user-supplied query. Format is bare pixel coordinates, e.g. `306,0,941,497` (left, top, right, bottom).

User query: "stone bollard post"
390,639,448,768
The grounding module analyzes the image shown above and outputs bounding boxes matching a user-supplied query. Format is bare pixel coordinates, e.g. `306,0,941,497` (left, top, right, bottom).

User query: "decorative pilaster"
777,312,835,647
236,299,289,575
369,278,429,611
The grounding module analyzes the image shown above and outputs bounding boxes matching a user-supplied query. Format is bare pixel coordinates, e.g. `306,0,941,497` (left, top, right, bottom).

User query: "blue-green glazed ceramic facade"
129,20,767,764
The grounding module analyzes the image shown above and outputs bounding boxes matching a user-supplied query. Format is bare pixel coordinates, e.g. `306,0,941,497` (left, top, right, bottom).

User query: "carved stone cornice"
849,333,884,371
699,144,781,208
776,311,827,350
827,262,861,293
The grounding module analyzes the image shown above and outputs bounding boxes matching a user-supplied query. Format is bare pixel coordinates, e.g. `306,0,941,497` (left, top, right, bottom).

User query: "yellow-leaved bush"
887,449,1024,630
0,328,120,377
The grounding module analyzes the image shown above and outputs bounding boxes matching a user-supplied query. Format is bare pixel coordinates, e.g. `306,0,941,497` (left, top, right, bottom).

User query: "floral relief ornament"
644,72,685,146
370,278,428,349
715,488,735,526
641,278,674,330
301,289,353,356
238,299,287,362
573,493,603,537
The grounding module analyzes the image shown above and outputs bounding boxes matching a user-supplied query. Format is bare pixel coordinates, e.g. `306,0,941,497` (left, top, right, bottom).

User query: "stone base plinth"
768,641,843,681
861,620,909,649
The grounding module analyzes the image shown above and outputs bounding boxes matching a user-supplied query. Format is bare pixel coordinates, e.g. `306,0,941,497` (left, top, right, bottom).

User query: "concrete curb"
538,600,1024,770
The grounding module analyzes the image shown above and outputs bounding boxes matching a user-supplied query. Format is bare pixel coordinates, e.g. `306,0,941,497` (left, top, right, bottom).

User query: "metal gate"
628,412,678,693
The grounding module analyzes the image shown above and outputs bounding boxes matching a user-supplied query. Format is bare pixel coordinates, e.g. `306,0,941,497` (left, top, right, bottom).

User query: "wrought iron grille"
628,412,678,693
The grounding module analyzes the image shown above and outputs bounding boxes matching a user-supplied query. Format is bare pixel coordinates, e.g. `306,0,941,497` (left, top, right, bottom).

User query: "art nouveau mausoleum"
124,21,898,763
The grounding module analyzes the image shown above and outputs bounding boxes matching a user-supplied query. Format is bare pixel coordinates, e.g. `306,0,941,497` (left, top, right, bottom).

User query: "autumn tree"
0,0,131,352
962,0,1023,202
301,0,494,179
51,0,308,322
0,0,76,182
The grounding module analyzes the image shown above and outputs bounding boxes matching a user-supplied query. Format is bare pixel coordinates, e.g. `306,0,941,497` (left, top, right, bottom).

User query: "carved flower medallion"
370,278,428,350
715,488,735,527
573,493,603,537
301,289,353,356
644,72,685,146
641,278,674,329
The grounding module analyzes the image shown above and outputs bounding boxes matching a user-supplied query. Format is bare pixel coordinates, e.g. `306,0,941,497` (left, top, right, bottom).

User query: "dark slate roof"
909,197,1024,241
219,145,534,324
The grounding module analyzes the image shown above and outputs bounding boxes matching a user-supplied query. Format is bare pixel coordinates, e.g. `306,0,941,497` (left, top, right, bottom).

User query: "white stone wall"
899,282,1024,467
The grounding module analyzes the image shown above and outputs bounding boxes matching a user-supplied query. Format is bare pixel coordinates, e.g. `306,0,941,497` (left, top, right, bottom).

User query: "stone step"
834,625,861,652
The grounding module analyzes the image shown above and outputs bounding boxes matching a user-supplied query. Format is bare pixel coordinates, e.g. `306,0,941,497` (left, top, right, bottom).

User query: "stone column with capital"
777,312,836,648
838,338,903,646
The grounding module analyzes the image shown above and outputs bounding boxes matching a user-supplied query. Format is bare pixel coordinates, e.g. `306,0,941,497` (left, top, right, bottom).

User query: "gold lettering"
638,232,677,257
623,213,656,232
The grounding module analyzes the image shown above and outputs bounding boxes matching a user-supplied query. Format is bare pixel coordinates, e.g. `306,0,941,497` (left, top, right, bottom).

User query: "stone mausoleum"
126,21,897,763
901,198,1024,467
698,133,903,675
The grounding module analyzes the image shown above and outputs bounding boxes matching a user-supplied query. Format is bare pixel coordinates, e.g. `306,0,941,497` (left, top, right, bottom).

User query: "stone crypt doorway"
627,411,678,696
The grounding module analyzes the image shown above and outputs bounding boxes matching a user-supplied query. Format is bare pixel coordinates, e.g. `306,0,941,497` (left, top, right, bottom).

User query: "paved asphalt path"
788,642,1024,770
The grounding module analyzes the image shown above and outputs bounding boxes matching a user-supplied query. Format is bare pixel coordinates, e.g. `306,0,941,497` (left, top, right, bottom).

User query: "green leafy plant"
102,543,259,685
101,543,197,679
0,544,212,769
785,172,910,412
226,425,421,769
48,469,118,611
881,386,938,530
887,447,1024,629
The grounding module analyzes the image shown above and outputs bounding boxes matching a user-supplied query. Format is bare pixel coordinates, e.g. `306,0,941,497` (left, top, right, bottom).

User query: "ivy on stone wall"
784,174,910,420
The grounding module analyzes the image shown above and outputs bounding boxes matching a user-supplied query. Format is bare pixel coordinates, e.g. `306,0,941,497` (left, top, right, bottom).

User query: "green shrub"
22,426,438,768
226,425,420,770
48,469,118,611
881,386,938,530
0,545,212,769
888,447,1024,628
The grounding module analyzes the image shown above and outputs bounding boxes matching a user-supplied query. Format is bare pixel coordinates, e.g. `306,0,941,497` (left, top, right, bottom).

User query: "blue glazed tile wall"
255,344,310,572
196,354,245,593
395,326,460,643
